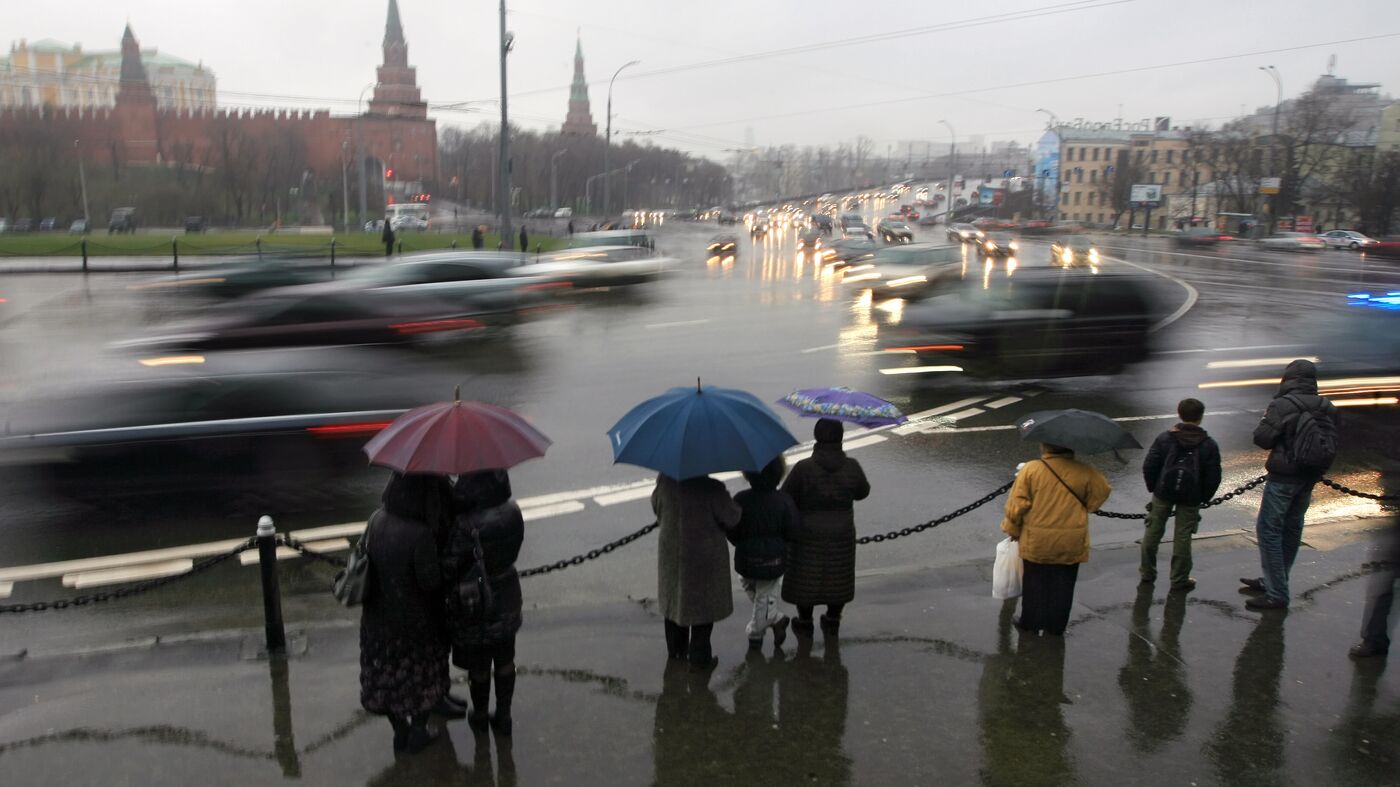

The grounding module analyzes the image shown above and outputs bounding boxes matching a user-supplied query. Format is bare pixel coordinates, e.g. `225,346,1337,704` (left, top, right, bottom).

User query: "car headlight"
1088,249,1099,261
1009,241,1018,250
1061,249,1073,264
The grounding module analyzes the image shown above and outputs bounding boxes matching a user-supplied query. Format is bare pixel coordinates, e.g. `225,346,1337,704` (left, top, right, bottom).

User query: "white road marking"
517,481,651,509
595,486,655,507
63,559,194,590
907,397,988,420
944,408,985,421
799,343,841,354
878,365,964,375
1103,254,1198,333
238,539,351,566
644,318,710,330
984,396,1021,409
0,581,12,599
522,500,587,521
1157,344,1300,355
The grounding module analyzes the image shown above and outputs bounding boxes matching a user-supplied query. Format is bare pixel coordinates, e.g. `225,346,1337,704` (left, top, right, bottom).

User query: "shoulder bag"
332,517,373,607
456,528,498,623
1038,459,1089,511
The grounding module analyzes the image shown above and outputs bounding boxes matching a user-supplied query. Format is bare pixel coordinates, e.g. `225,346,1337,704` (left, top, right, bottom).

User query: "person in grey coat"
781,418,870,636
652,473,742,669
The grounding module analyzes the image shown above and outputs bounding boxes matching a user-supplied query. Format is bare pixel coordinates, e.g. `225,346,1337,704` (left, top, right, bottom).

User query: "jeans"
741,577,786,640
1141,496,1201,587
1255,478,1314,604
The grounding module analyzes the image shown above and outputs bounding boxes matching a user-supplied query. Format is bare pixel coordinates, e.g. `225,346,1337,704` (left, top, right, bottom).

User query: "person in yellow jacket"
1001,444,1112,636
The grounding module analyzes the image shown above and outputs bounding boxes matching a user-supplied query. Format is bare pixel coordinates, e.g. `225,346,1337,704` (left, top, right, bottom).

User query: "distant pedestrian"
471,225,484,249
1240,359,1339,610
567,219,575,236
1001,443,1112,636
652,472,742,669
781,418,870,637
1139,398,1222,592
442,470,525,735
359,472,451,754
519,226,528,252
590,222,599,232
728,455,797,650
381,220,396,257
1350,516,1398,659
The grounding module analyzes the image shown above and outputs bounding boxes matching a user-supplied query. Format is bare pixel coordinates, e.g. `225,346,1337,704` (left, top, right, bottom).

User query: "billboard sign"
1130,184,1162,207
1295,215,1314,233
1259,177,1282,195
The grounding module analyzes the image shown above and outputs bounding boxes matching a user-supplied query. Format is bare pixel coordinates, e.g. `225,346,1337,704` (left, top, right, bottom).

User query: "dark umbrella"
1016,409,1142,455
363,386,551,474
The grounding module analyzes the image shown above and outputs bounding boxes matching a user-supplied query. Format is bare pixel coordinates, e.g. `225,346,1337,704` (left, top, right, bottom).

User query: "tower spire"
367,0,425,118
561,34,597,136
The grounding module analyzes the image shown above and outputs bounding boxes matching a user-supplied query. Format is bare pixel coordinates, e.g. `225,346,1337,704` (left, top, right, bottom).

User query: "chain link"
856,481,1015,545
0,538,256,615
279,535,349,568
518,522,660,578
1094,475,1268,520
1320,477,1399,502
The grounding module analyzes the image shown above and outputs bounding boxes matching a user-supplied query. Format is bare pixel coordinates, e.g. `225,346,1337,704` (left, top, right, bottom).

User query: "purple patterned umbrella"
777,387,908,428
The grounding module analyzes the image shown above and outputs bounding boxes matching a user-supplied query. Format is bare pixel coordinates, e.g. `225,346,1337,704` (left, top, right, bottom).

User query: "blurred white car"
554,207,574,218
1319,229,1377,250
520,246,674,288
390,215,429,232
1257,232,1324,252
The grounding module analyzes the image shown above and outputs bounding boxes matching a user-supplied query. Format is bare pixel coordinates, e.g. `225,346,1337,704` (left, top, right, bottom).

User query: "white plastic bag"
992,537,1023,599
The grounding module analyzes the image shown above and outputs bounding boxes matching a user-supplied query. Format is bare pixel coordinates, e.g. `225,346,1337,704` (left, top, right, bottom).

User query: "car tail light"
883,344,965,352
307,421,394,437
389,318,485,335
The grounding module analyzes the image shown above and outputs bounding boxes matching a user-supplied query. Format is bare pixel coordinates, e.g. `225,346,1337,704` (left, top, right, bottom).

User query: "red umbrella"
363,387,551,474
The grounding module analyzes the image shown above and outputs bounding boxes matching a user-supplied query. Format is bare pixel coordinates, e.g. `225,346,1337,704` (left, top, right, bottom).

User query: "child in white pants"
728,456,800,649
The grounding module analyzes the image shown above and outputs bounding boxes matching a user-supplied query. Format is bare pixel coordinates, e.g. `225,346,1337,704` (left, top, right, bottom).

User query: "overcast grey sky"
18,0,1400,158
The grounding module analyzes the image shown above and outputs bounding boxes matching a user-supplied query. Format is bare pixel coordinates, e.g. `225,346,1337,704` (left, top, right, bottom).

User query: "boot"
820,613,841,637
388,714,410,752
401,714,439,754
492,668,516,737
467,674,492,733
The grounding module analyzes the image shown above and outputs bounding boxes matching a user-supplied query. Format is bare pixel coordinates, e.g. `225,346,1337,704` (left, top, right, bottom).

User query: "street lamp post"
498,0,515,247
341,140,351,232
603,60,640,216
938,120,955,223
1258,65,1283,234
355,83,376,226
74,139,90,228
550,149,568,212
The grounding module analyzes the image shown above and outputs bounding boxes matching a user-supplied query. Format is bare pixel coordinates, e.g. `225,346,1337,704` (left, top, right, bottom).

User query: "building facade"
0,37,214,112
1045,119,1195,228
561,36,596,137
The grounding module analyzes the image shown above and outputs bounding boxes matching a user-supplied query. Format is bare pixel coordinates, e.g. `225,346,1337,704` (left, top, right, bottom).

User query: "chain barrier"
1320,478,1399,502
856,481,1015,544
279,535,348,568
518,522,660,578
0,538,255,615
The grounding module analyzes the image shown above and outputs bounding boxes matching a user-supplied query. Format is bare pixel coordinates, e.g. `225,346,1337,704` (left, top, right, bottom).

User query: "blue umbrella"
608,380,798,479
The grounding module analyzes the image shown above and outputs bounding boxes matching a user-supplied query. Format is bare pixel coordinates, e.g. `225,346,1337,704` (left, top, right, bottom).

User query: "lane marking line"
799,343,840,354
878,365,964,375
908,397,988,420
595,486,655,507
1157,344,1299,355
984,396,1021,409
0,581,12,600
522,500,587,521
944,408,985,421
1104,254,1198,333
644,318,710,330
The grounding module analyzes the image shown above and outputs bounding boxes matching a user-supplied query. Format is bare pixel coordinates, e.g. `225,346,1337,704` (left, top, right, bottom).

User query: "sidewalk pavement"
1,517,1396,786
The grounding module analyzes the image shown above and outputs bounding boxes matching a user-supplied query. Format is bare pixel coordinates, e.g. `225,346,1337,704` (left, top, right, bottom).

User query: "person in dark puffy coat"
442,469,524,736
359,472,450,754
728,455,799,650
781,418,870,636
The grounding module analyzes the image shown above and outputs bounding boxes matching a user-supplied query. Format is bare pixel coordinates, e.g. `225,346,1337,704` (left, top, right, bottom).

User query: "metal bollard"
81,238,88,272
330,238,336,267
256,236,263,258
172,237,179,270
450,239,457,249
256,515,287,656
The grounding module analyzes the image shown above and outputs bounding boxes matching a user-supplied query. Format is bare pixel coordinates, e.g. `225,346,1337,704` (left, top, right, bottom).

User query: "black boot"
401,714,439,754
467,674,492,733
663,619,690,660
388,714,410,752
492,666,516,737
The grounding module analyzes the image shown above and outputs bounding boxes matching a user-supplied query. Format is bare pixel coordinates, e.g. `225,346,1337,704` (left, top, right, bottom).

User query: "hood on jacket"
382,472,443,520
1171,422,1210,448
1277,358,1319,397
743,454,786,491
814,417,844,444
454,469,513,510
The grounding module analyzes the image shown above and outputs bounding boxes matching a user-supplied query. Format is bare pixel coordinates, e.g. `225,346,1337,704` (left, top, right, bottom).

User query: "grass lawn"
0,232,568,258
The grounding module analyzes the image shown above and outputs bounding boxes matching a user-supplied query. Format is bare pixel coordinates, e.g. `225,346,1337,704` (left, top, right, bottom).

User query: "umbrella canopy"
777,386,907,428
363,389,551,474
609,381,798,480
1016,409,1142,455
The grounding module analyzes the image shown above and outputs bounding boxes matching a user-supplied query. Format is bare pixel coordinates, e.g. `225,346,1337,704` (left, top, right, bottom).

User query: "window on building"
1092,148,1100,161
1136,150,1145,164
1098,213,1105,224
1073,192,1081,205
1163,171,1171,186
1065,147,1073,162
1150,150,1158,164
1166,150,1175,164
1090,170,1097,183
1077,170,1084,183
1148,173,1156,184
1088,192,1096,205
1079,147,1087,161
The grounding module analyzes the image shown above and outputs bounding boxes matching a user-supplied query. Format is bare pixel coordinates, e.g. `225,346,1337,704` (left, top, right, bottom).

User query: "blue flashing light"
1346,291,1400,310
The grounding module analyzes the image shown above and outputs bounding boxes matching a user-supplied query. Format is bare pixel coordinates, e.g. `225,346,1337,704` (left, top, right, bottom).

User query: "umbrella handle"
454,384,461,404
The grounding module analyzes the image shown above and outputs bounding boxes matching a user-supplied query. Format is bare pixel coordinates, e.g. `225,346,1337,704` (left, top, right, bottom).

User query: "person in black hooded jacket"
728,455,799,650
442,469,524,736
1241,359,1339,610
1139,398,1222,592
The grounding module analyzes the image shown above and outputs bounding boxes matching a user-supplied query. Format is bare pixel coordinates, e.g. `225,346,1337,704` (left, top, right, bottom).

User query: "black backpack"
1284,394,1338,471
1155,441,1202,504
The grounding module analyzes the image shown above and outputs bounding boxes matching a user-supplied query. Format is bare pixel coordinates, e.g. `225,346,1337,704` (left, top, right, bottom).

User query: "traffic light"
385,168,394,180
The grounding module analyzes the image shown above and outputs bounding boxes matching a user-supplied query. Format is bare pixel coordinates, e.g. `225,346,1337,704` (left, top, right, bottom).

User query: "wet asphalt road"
1,194,1397,647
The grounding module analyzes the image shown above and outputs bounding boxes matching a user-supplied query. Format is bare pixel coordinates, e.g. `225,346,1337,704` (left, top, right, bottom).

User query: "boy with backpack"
1241,359,1339,610
1140,398,1223,592
728,455,798,650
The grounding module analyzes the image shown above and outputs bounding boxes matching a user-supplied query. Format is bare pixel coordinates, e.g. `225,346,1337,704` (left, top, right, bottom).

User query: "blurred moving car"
947,223,982,243
842,224,874,241
879,268,1153,377
568,229,655,250
1366,237,1400,260
839,212,865,231
797,228,824,252
39,217,59,232
364,219,386,233
981,232,1018,257
12,218,34,233
877,219,914,244
751,220,769,237
390,215,429,232
133,257,331,299
0,349,451,496
523,246,674,287
811,214,834,234
554,207,574,219
1174,227,1233,248
1256,232,1324,252
842,242,964,300
717,211,738,225
184,216,207,234
109,207,138,234
68,219,89,234
821,237,879,268
707,236,738,258
1050,235,1098,268
1319,229,1377,250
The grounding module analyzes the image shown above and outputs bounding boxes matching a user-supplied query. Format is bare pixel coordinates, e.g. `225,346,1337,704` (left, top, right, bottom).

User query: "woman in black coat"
781,418,870,636
442,469,525,736
359,472,451,753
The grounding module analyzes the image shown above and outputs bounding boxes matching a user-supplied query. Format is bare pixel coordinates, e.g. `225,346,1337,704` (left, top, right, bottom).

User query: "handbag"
332,516,373,607
455,528,498,623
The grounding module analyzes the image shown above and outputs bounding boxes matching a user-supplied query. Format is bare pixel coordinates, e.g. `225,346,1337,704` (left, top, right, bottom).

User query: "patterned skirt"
359,622,449,717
